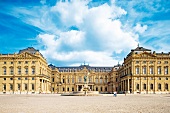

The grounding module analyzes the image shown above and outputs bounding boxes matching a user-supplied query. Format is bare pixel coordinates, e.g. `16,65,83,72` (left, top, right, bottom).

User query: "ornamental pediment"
134,52,156,58
16,52,38,59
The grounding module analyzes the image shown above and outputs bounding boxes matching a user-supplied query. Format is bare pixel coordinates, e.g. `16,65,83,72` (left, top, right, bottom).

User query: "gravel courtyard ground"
0,94,170,113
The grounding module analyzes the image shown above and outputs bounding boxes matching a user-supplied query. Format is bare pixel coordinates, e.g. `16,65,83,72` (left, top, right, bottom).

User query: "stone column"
127,78,129,93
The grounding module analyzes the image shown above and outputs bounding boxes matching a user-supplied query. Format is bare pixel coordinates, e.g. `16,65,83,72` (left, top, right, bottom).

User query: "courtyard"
0,94,170,113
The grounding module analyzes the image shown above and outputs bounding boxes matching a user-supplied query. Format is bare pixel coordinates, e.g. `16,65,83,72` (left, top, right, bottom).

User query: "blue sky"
0,0,170,66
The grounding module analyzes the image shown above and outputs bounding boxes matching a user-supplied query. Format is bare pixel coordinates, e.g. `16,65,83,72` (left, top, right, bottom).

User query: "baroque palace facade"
0,47,170,94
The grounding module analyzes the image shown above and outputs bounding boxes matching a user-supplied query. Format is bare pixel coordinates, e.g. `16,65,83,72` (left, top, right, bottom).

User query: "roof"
131,47,151,52
19,47,39,54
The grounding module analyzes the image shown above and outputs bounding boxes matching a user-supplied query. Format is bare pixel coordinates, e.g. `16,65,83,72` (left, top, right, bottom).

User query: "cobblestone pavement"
0,94,170,113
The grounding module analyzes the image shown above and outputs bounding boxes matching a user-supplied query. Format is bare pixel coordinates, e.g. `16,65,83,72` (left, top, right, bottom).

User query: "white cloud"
134,23,148,34
14,1,142,66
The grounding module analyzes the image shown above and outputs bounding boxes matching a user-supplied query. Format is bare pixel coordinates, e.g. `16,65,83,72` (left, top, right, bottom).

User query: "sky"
0,0,170,66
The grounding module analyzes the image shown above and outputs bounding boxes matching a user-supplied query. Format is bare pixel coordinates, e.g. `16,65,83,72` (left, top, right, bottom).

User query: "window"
158,77,161,80
25,61,28,64
63,87,65,91
136,67,139,74
105,87,107,91
3,84,6,90
67,78,69,83
3,67,6,75
10,78,13,80
165,83,168,90
63,79,65,83
157,67,161,74
143,84,146,90
136,77,139,80
32,61,35,64
32,84,34,90
67,87,69,91
95,78,98,83
10,84,13,90
150,77,153,80
158,84,161,90
143,61,146,64
52,78,54,82
18,77,21,80
10,67,14,75
25,67,28,74
96,87,98,91
25,77,28,80
32,77,34,80
166,77,168,80
32,68,35,74
100,78,103,83
164,67,168,75
4,62,6,64
150,84,153,90
105,78,107,83
18,84,20,90
18,67,21,75
72,87,74,91
72,77,74,83
18,61,21,64
25,84,28,90
4,78,6,80
116,78,118,82
144,77,146,80
11,62,13,64
89,77,92,83
136,61,139,64
78,76,82,82
150,61,153,64
136,84,139,90
100,87,103,91
143,67,146,74
157,61,161,64
164,61,168,64
150,67,153,74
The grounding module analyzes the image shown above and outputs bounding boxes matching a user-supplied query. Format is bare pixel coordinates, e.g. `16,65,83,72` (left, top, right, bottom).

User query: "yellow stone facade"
119,47,170,94
0,46,170,94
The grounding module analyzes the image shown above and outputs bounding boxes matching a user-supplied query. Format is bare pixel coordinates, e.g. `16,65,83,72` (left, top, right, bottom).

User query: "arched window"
100,87,103,91
143,66,146,74
63,78,65,83
136,67,140,74
164,67,168,75
78,76,82,82
143,84,146,90
165,83,168,90
136,84,139,90
96,87,98,91
105,87,107,91
158,83,161,90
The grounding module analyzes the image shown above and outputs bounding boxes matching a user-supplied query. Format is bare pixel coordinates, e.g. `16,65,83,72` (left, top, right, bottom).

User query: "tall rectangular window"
25,68,28,74
143,67,146,74
18,84,20,90
158,67,161,74
95,78,98,83
25,84,27,90
10,84,13,90
18,68,21,75
78,77,81,82
32,68,35,74
150,67,153,74
32,84,34,90
72,77,74,83
136,67,139,74
10,67,14,75
3,67,6,75
3,84,6,90
165,67,168,75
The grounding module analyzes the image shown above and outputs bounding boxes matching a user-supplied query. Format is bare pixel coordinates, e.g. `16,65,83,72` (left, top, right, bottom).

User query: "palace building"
0,47,170,94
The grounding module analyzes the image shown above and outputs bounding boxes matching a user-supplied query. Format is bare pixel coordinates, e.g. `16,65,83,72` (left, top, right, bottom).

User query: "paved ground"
0,94,170,113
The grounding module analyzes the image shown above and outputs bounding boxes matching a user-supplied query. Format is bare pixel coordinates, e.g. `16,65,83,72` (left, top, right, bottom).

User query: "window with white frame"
164,67,168,75
157,67,161,74
150,67,154,74
136,67,139,74
143,66,146,74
